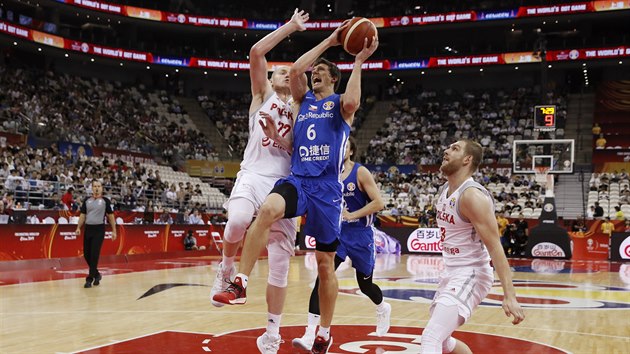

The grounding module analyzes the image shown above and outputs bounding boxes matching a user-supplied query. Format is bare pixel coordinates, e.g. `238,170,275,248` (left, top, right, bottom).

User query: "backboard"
512,139,575,174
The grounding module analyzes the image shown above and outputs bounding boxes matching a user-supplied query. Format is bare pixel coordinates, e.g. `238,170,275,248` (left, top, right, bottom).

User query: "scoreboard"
534,105,556,131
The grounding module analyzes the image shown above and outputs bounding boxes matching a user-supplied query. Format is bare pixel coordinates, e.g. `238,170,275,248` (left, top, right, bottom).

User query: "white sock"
306,313,320,335
317,326,330,340
236,273,248,288
222,256,235,269
377,301,387,311
267,313,281,337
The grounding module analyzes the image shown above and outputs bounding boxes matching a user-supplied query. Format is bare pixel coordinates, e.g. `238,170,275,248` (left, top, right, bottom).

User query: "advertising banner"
92,146,154,164
186,160,241,178
406,228,443,254
0,224,222,260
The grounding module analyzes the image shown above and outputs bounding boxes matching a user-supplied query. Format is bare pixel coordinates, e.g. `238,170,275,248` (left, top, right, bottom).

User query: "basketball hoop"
534,166,550,184
535,166,555,197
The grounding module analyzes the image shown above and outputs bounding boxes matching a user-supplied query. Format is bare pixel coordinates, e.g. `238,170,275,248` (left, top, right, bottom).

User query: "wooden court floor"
1,253,629,353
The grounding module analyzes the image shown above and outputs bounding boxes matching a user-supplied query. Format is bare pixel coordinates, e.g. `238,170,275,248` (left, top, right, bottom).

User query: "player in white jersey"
421,140,524,354
209,9,309,354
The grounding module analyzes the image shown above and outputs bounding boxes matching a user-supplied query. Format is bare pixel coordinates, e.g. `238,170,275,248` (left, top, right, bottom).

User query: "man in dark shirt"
75,181,117,288
593,202,604,218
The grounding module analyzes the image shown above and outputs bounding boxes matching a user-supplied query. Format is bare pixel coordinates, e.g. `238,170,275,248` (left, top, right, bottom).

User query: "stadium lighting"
90,58,94,62
64,53,69,58
448,70,452,73
146,66,150,69
480,68,484,72
204,71,208,75
37,48,41,52
548,64,552,68
12,42,16,46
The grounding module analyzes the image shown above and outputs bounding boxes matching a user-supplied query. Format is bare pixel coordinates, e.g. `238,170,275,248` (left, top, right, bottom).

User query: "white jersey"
435,177,492,268
240,92,293,178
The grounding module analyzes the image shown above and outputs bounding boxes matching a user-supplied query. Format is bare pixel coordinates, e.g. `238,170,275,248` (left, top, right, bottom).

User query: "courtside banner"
0,224,221,260
92,147,154,164
407,228,443,254
611,232,630,261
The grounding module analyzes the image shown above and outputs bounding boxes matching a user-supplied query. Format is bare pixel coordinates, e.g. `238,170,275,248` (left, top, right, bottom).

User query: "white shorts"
430,266,494,323
224,171,297,256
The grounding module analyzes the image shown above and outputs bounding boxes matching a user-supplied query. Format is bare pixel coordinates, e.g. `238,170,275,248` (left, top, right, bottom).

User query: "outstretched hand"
258,111,278,139
355,35,379,64
328,19,351,47
502,297,525,325
290,8,309,31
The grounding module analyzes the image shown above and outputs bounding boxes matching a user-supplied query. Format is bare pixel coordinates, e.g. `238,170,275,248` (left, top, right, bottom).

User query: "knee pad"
421,323,450,354
442,336,456,353
224,200,255,243
267,245,290,287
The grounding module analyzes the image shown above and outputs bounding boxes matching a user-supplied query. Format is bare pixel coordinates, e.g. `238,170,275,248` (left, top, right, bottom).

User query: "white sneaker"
210,262,236,307
256,332,282,354
376,302,391,336
291,329,315,351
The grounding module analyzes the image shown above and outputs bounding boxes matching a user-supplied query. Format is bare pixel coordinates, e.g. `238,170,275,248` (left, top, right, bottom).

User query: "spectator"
156,211,173,225
593,202,604,218
601,217,615,237
188,208,204,225
571,217,587,232
184,230,198,250
586,205,595,219
614,206,625,220
624,219,630,232
514,214,529,256
61,187,75,210
592,123,601,135
595,134,607,149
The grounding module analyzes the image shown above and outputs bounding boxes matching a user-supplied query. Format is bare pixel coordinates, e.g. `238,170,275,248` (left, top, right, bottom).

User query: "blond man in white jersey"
209,9,308,354
422,140,525,354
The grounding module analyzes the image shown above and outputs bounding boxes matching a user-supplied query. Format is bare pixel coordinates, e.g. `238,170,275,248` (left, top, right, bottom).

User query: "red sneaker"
211,276,247,305
310,335,332,354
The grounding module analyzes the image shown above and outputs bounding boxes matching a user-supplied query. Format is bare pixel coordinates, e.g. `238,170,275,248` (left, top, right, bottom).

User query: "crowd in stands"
0,64,217,163
0,144,213,216
362,87,567,166
587,171,630,220
374,165,546,227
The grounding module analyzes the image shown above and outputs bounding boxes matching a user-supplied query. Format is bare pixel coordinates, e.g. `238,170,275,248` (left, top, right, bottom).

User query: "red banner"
0,224,222,261
0,132,27,146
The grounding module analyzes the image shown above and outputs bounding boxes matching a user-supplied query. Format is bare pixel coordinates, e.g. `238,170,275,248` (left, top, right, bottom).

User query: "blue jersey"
342,162,374,229
291,91,351,178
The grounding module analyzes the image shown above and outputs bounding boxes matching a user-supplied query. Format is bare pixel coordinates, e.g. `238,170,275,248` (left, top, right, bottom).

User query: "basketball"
338,17,377,56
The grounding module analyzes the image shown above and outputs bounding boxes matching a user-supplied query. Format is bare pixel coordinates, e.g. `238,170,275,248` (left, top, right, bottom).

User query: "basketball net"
535,166,554,197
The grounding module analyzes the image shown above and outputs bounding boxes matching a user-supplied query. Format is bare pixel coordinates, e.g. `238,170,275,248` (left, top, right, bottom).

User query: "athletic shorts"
275,175,342,246
337,226,375,275
430,266,494,323
225,171,297,255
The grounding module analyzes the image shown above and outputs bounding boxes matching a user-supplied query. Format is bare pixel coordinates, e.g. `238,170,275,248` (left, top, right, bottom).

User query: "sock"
306,313,320,336
376,301,387,311
236,273,248,288
317,326,330,340
267,313,281,337
222,256,235,269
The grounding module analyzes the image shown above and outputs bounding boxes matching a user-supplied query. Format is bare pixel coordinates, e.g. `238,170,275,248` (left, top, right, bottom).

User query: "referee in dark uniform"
75,180,117,288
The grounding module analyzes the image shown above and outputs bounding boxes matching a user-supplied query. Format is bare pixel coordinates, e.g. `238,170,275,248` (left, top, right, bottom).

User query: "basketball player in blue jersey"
208,9,308,354
214,21,378,354
292,136,390,351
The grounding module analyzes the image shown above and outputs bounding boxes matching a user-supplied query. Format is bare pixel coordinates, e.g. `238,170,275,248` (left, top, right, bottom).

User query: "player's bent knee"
267,249,290,287
442,337,456,353
257,200,285,225
223,211,252,243
421,324,449,354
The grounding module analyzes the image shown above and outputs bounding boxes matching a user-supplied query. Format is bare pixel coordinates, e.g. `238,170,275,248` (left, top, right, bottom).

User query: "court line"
10,309,629,341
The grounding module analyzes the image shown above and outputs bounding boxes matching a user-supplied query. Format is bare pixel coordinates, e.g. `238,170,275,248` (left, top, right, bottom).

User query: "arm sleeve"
104,198,114,214
79,197,88,214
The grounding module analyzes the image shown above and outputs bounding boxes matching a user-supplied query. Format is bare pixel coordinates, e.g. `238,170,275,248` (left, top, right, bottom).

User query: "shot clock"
534,105,556,131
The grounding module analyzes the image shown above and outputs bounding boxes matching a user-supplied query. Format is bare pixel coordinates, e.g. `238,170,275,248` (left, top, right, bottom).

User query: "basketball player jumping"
421,140,525,354
292,136,390,350
208,9,308,354
213,21,379,354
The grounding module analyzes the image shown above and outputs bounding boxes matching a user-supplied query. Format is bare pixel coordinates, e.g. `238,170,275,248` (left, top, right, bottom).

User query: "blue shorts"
337,226,375,275
275,175,343,246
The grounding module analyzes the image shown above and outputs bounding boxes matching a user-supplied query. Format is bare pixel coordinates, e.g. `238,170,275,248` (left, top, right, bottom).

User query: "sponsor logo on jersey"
449,197,456,209
436,210,455,224
323,101,335,110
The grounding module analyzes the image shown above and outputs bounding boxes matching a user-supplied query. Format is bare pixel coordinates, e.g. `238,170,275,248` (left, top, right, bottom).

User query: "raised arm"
341,36,379,125
289,21,349,103
344,165,384,221
250,9,309,104
460,188,525,325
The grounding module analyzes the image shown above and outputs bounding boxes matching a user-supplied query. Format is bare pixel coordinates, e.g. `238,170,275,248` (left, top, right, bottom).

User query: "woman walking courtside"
75,181,117,288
